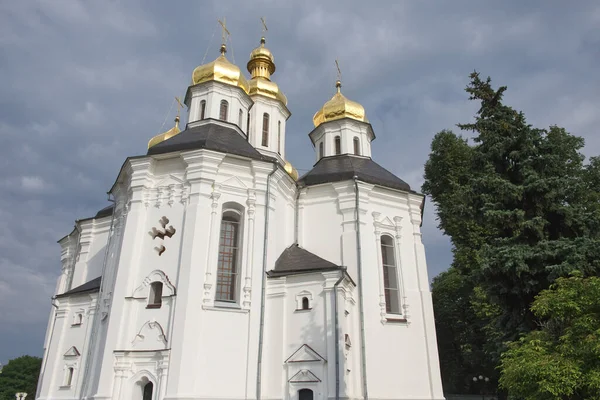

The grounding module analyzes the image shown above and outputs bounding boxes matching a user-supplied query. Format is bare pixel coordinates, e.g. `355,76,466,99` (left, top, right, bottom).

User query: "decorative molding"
63,346,81,358
285,344,327,363
132,320,168,348
289,369,321,383
132,270,176,298
148,216,177,256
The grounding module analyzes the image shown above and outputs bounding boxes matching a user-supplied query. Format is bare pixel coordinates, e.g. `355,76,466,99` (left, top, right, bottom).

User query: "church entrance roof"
268,244,341,277
56,276,101,298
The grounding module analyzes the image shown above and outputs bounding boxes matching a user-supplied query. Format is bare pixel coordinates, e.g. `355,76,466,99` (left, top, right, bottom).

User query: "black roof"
56,276,101,298
268,244,341,277
94,205,114,219
147,120,265,160
298,155,412,192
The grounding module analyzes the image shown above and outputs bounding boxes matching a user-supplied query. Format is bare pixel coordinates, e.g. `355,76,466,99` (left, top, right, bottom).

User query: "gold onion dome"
313,80,367,128
247,37,287,105
148,116,181,149
284,160,299,180
192,44,249,93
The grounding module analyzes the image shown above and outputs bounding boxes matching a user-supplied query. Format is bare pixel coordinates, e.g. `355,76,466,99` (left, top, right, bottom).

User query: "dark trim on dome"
298,154,414,193
147,120,267,160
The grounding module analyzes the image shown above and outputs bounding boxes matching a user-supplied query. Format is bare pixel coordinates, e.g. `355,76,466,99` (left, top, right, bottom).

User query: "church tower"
36,22,444,400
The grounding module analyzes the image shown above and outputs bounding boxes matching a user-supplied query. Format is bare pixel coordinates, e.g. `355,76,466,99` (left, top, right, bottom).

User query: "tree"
499,274,600,399
0,356,42,400
423,72,600,396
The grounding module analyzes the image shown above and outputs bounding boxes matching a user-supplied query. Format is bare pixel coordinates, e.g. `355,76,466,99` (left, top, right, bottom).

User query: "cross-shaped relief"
148,216,176,256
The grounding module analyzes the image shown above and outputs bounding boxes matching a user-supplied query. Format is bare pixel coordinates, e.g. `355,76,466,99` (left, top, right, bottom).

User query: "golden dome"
284,160,299,180
192,44,249,93
247,37,287,105
313,80,367,127
148,116,181,149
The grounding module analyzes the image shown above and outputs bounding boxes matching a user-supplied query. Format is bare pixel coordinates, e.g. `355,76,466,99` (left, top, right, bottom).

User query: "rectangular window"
381,236,400,314
215,218,240,302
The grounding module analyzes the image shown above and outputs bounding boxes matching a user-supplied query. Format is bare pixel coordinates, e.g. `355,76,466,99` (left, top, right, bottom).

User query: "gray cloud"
1,0,598,363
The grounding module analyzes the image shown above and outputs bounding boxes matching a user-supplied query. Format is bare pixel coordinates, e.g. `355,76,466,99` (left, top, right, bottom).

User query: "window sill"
71,323,82,327
146,304,162,309
58,386,71,390
385,314,408,324
203,304,249,314
295,308,312,312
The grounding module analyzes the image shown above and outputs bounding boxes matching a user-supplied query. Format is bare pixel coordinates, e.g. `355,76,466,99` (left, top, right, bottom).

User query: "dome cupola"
312,80,367,127
191,44,249,93
247,37,287,105
148,116,181,149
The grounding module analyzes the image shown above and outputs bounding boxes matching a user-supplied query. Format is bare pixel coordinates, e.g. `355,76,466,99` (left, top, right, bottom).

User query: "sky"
1,0,599,365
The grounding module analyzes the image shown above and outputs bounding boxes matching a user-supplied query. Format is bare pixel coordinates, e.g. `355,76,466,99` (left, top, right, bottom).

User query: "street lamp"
472,376,489,400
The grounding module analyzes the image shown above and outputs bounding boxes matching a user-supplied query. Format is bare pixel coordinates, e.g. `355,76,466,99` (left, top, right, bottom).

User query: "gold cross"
175,96,184,117
218,18,230,44
260,17,268,33
335,59,342,82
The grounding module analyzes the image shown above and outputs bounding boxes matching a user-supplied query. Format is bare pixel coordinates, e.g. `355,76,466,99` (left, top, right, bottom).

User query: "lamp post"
472,375,489,400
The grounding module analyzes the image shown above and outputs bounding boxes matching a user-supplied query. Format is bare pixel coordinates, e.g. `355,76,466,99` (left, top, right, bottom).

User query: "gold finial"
218,18,230,55
175,96,184,118
260,17,268,34
335,59,342,92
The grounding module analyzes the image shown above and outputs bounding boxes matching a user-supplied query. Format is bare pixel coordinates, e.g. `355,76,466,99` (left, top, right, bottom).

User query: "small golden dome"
247,37,287,105
148,116,181,149
313,80,367,128
284,160,299,180
192,44,249,93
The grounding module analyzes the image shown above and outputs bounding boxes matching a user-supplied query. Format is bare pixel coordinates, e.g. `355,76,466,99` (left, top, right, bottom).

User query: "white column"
242,190,256,309
371,213,388,324
202,190,221,305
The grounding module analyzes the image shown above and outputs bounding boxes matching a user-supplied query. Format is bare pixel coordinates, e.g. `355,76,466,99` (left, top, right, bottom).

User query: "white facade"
37,39,444,400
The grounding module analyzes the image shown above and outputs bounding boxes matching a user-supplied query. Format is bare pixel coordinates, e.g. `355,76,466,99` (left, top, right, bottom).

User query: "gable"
289,369,321,383
285,344,326,363
63,346,80,357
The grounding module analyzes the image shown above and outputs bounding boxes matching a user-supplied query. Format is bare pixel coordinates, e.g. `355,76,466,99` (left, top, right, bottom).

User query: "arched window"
302,297,310,310
143,382,153,400
76,313,83,325
262,113,270,147
353,137,360,155
216,207,242,302
277,121,281,154
319,142,324,159
247,112,251,134
65,367,74,386
381,235,400,314
298,389,314,400
219,100,229,121
238,109,243,128
200,100,206,120
148,282,163,308
334,136,341,155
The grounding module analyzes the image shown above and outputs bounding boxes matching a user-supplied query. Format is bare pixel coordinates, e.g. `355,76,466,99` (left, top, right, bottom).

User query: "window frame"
215,206,244,305
200,100,206,120
238,109,243,128
277,121,281,154
262,113,270,147
353,137,360,155
334,136,341,155
319,142,324,159
380,234,401,315
219,100,229,121
147,281,163,309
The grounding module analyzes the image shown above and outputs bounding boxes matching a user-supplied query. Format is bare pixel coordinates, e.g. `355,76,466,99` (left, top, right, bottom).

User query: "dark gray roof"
94,205,114,219
147,120,265,160
268,244,341,277
56,277,101,298
298,155,412,192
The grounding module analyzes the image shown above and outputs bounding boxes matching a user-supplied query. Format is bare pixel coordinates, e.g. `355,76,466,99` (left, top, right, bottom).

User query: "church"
36,26,445,400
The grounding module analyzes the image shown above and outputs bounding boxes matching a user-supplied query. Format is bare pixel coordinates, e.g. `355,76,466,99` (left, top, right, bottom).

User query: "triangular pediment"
218,175,248,190
285,344,326,363
64,346,80,357
380,216,395,227
289,369,321,383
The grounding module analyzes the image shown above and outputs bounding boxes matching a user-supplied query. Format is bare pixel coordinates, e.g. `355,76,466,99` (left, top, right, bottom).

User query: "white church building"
36,31,445,400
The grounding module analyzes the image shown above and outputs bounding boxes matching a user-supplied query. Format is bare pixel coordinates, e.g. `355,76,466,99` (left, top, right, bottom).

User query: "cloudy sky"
1,0,599,364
